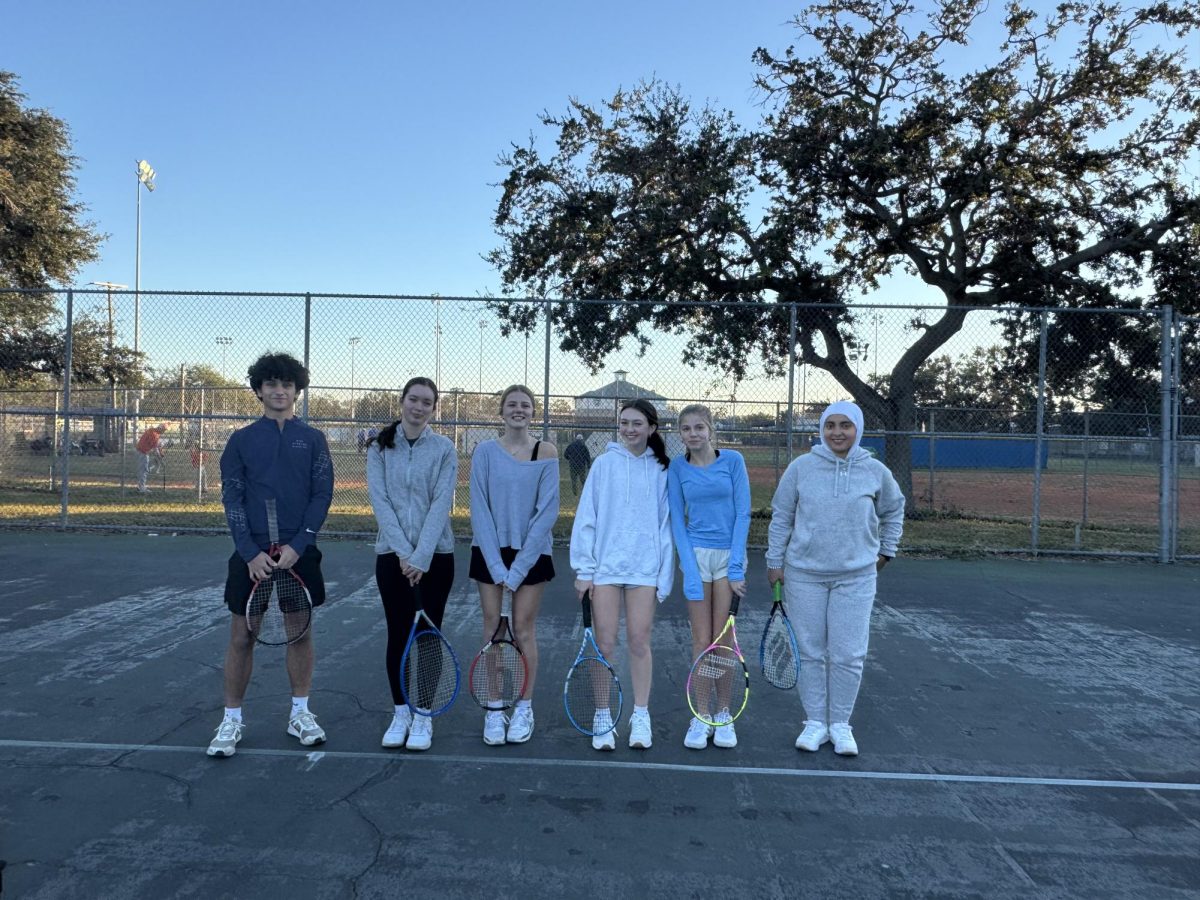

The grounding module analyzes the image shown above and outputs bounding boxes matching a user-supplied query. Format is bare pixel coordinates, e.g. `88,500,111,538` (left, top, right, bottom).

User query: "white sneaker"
795,720,829,752
506,705,534,744
830,722,858,756
406,712,433,751
628,710,652,749
206,716,244,757
381,708,412,748
592,715,617,751
683,717,713,750
483,710,508,746
287,710,326,746
712,709,738,748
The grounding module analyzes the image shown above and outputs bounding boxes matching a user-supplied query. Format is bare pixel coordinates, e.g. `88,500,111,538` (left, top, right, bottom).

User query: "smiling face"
500,389,535,431
256,378,297,417
618,406,655,454
822,413,858,458
401,383,437,431
678,413,713,453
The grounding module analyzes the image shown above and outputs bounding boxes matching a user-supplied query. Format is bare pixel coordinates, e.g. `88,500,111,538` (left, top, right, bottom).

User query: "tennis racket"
399,585,461,717
245,498,313,646
468,586,528,711
759,582,800,690
686,590,749,727
563,590,622,737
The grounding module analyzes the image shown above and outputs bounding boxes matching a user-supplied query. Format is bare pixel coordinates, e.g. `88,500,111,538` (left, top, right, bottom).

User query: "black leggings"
376,552,455,705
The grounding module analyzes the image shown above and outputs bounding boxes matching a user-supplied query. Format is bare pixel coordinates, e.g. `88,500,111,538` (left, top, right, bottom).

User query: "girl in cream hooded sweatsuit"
766,401,904,745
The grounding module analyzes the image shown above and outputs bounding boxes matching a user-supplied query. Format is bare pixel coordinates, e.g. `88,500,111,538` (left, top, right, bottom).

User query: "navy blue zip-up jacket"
220,416,334,562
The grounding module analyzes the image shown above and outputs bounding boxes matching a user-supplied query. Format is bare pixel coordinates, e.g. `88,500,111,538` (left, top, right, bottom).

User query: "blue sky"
8,1,814,296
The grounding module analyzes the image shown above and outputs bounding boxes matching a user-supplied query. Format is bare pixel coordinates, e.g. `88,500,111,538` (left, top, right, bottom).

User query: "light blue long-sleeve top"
469,439,560,592
667,449,752,600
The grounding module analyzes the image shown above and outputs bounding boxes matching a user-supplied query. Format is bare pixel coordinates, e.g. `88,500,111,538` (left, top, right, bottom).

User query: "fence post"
302,293,312,421
773,400,781,483
786,304,797,458
1081,408,1090,530
1159,305,1175,563
542,298,551,439
1171,311,1182,560
59,289,74,528
1032,310,1048,553
928,409,936,511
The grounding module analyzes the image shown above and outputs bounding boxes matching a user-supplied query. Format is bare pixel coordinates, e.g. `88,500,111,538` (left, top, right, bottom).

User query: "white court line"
1,738,1196,792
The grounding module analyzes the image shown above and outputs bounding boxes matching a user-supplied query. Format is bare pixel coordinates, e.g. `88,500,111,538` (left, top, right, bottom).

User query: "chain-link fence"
1,289,1195,560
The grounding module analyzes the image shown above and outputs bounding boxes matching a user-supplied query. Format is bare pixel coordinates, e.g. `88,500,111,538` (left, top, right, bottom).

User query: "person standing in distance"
136,423,167,493
564,433,592,496
207,352,334,758
766,401,903,757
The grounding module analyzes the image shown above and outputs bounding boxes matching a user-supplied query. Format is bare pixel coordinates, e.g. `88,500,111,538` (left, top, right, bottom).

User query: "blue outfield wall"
858,435,1049,469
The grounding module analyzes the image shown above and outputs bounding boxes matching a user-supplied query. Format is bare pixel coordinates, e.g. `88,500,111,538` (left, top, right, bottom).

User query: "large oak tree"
488,0,1199,497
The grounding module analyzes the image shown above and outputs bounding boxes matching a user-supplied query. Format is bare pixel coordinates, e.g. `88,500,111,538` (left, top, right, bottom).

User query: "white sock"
224,707,243,723
394,705,408,716
516,699,532,711
634,705,649,717
291,697,309,717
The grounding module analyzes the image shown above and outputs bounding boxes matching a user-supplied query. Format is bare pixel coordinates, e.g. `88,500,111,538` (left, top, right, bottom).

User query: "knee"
627,633,652,658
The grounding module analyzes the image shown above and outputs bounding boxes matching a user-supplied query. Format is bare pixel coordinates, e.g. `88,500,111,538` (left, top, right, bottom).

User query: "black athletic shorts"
469,545,555,587
224,545,326,615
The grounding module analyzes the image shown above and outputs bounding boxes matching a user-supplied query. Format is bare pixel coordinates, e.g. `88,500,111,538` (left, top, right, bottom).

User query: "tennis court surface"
1,532,1197,899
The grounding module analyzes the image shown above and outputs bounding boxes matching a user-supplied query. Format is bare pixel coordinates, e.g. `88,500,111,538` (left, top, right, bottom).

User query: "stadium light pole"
433,294,442,389
872,311,881,383
349,336,362,421
215,336,233,413
215,336,233,380
89,281,127,445
478,320,487,398
134,160,156,360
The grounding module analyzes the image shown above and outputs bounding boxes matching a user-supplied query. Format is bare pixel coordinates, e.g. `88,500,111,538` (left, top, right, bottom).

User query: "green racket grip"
773,582,782,602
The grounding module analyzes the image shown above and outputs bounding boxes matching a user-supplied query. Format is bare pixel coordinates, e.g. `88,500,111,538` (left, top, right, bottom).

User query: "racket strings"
687,645,748,725
761,618,799,689
403,631,459,714
247,572,311,645
469,642,526,708
565,657,620,733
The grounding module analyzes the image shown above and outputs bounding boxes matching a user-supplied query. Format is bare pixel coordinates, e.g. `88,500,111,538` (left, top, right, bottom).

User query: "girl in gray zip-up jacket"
766,401,904,757
366,377,458,752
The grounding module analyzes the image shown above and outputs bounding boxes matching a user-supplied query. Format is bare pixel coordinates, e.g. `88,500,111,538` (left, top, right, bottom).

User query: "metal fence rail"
0,290,1194,560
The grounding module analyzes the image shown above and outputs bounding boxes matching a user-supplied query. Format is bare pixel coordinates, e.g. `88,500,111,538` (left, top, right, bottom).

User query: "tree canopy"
1,70,116,385
488,0,1200,495
0,71,103,320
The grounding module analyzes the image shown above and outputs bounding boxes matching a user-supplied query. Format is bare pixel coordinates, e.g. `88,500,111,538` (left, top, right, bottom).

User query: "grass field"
2,443,1196,556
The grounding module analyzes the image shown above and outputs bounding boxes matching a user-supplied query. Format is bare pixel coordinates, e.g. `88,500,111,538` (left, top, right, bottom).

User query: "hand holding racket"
468,587,528,711
563,591,622,737
399,585,461,717
686,590,749,727
759,582,800,690
245,498,313,646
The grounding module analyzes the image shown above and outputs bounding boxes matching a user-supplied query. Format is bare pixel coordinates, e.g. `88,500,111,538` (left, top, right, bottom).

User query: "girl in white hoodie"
571,398,674,751
766,401,904,757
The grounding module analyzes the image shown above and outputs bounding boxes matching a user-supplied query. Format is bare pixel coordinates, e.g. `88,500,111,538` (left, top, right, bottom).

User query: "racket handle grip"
774,581,782,602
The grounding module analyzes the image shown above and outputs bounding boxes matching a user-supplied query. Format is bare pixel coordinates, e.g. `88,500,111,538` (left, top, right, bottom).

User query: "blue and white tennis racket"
399,585,461,717
563,591,622,736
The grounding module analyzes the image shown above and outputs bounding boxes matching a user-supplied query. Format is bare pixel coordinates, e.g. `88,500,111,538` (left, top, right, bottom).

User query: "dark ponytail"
370,376,439,450
622,398,670,470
